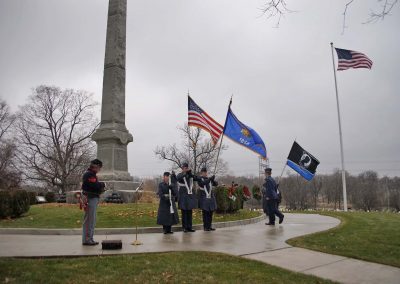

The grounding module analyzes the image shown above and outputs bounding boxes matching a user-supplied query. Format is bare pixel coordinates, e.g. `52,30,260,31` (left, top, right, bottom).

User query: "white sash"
178,177,193,194
169,189,174,213
201,180,212,199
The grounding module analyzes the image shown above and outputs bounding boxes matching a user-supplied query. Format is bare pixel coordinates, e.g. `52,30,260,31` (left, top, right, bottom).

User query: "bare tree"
387,177,400,211
15,86,98,193
353,171,380,211
310,175,323,210
0,99,21,189
280,172,310,210
155,123,228,175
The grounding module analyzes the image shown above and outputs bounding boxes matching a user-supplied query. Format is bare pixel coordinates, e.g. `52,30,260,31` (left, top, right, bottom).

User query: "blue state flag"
223,108,267,159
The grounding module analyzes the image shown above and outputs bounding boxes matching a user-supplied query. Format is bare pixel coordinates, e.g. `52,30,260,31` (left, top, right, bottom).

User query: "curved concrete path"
1,213,399,284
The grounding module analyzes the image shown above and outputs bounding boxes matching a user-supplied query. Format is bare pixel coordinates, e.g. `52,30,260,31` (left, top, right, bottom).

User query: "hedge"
0,191,13,218
45,192,56,203
0,190,30,218
27,191,37,205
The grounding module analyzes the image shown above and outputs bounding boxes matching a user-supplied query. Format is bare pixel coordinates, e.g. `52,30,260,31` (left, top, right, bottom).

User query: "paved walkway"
1,213,399,284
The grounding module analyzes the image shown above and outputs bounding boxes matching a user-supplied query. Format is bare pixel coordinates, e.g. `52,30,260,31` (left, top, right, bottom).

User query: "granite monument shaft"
92,0,134,193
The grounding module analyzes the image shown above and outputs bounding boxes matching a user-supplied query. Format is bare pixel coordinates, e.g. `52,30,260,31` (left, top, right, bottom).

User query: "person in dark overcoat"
81,159,105,246
176,163,200,232
157,171,179,234
197,167,218,231
262,168,284,225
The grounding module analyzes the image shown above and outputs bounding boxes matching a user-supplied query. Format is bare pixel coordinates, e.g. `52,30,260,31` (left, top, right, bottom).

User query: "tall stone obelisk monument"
92,0,134,192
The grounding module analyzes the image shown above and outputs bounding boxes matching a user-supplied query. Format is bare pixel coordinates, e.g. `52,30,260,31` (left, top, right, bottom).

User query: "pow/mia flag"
287,141,320,181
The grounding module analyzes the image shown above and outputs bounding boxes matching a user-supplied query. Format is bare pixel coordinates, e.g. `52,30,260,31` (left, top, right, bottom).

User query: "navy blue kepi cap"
264,167,272,173
91,159,103,167
163,172,170,177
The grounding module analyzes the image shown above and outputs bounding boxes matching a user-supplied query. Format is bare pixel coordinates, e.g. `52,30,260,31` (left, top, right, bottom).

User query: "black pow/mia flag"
287,141,320,181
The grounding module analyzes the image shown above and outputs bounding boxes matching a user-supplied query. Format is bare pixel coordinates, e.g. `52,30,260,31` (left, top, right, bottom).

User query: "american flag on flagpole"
188,96,223,144
335,48,373,71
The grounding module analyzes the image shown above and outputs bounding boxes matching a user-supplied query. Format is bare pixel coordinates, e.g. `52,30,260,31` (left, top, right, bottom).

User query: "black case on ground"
102,240,122,250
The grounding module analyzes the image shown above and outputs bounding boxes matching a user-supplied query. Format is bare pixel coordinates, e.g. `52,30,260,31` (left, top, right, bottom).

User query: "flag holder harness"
200,179,213,199
177,177,194,195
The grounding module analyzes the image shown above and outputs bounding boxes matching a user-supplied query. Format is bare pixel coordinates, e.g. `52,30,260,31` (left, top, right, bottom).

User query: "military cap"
163,172,170,177
264,167,272,173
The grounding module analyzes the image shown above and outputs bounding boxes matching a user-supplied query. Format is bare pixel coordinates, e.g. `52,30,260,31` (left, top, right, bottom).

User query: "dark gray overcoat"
177,172,200,210
157,181,179,226
197,176,218,212
262,176,278,214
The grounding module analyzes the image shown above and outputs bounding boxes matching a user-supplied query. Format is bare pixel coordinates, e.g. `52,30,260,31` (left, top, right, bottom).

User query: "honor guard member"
157,171,179,234
177,162,200,232
197,167,218,231
262,168,284,225
81,159,105,245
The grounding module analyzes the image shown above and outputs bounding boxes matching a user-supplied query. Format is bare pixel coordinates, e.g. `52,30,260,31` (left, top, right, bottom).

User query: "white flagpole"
213,96,233,175
330,42,348,212
278,163,287,185
187,91,191,169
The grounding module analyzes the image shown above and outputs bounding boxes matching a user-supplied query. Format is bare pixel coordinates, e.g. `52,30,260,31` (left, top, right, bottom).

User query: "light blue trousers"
82,197,99,243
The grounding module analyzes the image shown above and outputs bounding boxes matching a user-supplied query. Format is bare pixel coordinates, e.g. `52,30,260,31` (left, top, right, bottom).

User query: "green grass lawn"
287,211,400,268
0,251,334,284
0,203,261,228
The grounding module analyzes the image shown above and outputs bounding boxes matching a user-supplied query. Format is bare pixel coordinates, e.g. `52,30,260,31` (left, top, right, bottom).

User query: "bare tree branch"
155,123,228,175
260,0,293,28
0,99,21,189
0,100,15,140
261,0,398,31
364,0,399,23
342,0,355,35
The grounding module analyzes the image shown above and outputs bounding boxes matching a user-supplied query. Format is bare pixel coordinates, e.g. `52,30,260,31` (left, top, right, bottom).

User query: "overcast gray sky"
0,0,399,177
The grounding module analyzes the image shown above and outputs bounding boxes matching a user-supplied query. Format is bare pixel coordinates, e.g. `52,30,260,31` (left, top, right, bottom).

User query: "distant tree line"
279,170,400,211
217,170,400,212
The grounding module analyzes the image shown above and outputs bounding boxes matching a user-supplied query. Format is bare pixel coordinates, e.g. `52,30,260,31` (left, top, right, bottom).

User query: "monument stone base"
102,181,142,203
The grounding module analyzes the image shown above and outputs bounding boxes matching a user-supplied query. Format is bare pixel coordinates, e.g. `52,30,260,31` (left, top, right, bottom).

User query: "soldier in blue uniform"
176,162,200,232
197,167,218,231
157,172,179,234
81,159,105,245
262,168,284,225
